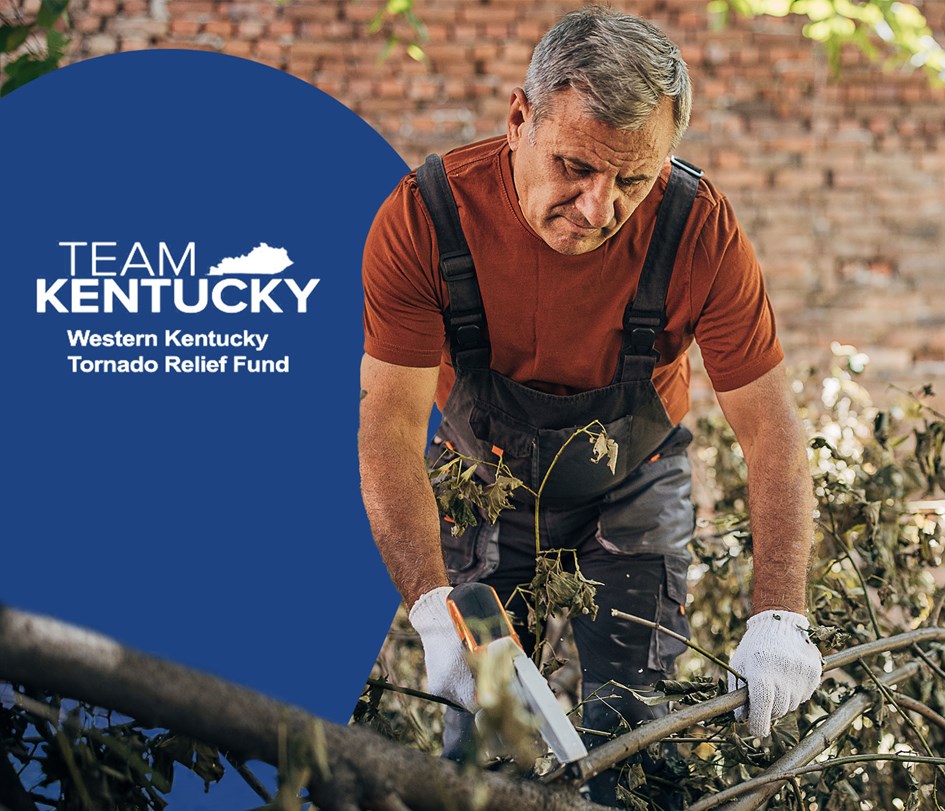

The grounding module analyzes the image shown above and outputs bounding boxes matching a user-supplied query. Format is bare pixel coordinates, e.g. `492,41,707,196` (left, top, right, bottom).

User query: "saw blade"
512,652,588,765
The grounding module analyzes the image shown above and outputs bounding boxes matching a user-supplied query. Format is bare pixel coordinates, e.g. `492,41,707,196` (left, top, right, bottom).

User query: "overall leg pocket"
647,554,691,674
427,433,502,584
439,512,500,585
596,450,696,556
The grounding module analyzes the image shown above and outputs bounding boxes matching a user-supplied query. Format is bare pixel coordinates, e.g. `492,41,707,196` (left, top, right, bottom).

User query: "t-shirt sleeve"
362,176,447,367
691,195,784,392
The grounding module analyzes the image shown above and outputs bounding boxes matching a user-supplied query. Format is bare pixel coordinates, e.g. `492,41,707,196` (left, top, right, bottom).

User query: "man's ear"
507,88,531,152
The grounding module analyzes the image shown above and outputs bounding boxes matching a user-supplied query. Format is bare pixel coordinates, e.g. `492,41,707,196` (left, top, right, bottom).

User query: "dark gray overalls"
416,154,702,804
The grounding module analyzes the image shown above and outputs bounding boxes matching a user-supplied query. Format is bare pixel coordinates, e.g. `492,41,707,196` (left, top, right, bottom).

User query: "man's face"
507,88,676,255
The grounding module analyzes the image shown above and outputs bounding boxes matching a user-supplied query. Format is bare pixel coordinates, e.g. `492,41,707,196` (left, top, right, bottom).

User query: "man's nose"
574,177,617,229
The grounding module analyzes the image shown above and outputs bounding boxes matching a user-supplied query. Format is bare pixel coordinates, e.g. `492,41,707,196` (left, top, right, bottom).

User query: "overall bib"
416,154,701,804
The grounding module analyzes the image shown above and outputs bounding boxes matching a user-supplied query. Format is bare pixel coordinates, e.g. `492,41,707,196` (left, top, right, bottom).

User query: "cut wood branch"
0,605,605,811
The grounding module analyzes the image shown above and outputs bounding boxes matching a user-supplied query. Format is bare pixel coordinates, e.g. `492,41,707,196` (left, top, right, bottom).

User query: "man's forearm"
359,433,449,609
743,417,814,615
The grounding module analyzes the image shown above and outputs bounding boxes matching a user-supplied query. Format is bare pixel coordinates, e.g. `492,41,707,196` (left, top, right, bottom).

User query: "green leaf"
0,24,31,54
192,742,224,790
2,53,59,97
36,0,71,29
482,473,522,523
46,28,69,60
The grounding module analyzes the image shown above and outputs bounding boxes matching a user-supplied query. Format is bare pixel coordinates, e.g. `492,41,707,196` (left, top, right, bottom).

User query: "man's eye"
561,161,590,177
617,177,642,189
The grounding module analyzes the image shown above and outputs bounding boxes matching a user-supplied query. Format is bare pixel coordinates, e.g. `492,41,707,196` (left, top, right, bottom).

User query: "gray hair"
523,7,692,149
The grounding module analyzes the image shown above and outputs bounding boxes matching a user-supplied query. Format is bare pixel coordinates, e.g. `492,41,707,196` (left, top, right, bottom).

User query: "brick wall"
56,0,945,410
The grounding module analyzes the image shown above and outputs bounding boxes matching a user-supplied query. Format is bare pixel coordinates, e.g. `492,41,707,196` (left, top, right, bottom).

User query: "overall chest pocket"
535,414,634,501
469,400,634,501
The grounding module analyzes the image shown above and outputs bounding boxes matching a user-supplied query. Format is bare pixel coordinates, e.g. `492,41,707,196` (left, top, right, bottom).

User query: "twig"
0,746,40,811
893,694,945,733
223,752,273,803
610,609,746,681
928,588,945,628
574,727,611,738
890,383,945,421
817,509,882,640
857,659,945,781
533,419,606,553
913,643,945,681
687,752,945,811
365,678,465,712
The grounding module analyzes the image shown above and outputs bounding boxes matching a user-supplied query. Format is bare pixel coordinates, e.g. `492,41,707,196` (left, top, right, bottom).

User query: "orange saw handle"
447,582,524,654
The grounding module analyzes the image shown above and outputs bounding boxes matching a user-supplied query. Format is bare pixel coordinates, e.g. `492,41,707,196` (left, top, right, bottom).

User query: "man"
359,7,822,804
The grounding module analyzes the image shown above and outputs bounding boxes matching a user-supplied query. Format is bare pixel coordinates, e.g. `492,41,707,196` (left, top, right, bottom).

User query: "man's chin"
542,229,608,256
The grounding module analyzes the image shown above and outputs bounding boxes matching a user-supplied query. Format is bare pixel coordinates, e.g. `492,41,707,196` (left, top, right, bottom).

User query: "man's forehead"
534,91,674,168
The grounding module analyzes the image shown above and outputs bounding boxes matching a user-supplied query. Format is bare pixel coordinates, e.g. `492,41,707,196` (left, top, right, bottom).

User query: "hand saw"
447,582,588,770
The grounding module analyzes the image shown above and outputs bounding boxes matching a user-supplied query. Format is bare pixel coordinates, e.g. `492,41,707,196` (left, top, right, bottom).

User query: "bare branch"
686,661,921,811
684,753,945,811
893,694,945,733
543,626,945,785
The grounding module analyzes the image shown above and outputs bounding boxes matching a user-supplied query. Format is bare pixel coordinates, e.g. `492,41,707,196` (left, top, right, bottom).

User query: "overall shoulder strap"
415,154,490,371
617,156,703,383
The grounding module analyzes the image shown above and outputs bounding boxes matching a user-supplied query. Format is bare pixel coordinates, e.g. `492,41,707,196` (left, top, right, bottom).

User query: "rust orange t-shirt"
362,136,783,425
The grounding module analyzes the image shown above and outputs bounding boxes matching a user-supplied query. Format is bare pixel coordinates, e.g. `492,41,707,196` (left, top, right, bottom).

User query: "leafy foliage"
0,0,71,97
366,0,428,63
709,0,945,81
0,688,236,809
682,343,945,808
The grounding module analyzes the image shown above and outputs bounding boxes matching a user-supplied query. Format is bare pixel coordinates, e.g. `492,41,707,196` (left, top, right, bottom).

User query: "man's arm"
358,353,446,610
715,361,814,614
715,361,821,738
359,353,478,710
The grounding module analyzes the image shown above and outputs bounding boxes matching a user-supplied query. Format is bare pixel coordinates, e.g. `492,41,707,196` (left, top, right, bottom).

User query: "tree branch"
0,605,604,811
893,694,945,733
685,752,945,811
685,661,921,811
542,626,945,785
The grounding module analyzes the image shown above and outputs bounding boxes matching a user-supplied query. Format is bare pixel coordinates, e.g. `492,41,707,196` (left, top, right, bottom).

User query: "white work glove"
727,610,823,738
408,586,477,712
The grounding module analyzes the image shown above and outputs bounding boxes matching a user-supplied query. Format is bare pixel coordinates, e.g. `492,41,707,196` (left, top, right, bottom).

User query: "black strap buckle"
629,326,657,353
439,252,475,281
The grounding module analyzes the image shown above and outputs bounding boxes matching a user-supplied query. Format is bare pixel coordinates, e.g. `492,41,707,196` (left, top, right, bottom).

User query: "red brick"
460,6,519,24
167,0,215,13
289,40,337,59
268,19,295,36
87,0,118,14
345,3,383,23
118,36,150,50
217,40,250,58
237,19,265,37
255,40,284,59
170,19,201,35
286,59,315,79
74,16,104,33
203,20,233,36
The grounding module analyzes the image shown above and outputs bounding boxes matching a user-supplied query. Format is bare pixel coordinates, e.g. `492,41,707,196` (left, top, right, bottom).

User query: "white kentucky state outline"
208,242,294,276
